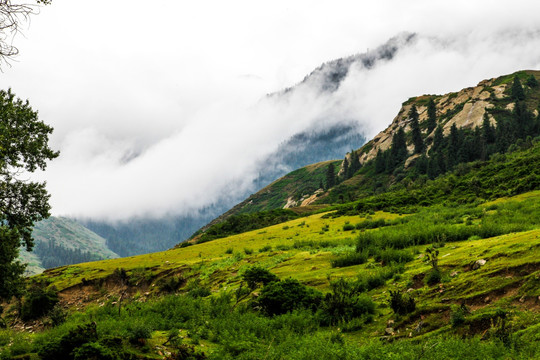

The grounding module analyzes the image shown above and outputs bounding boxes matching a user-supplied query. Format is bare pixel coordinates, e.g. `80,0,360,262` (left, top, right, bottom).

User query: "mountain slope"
19,217,119,275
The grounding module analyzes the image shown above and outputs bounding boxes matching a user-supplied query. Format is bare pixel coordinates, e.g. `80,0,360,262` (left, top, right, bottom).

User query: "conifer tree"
342,157,349,180
430,125,445,155
427,98,437,133
348,149,361,177
326,162,336,189
409,104,424,154
390,127,408,168
526,74,539,88
511,76,525,101
374,149,386,174
482,113,495,144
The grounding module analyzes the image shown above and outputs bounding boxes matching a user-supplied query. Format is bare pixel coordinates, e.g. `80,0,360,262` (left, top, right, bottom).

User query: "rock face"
357,77,511,166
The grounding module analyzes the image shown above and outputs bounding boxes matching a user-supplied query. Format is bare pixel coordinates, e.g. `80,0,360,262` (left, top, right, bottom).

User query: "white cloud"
2,0,540,220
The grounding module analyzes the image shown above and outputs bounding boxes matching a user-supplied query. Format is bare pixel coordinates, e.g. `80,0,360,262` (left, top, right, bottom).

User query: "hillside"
0,139,538,358
1,71,539,359
19,217,119,275
197,70,540,229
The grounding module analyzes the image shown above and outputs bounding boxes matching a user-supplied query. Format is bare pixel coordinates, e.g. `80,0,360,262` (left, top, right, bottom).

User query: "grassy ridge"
2,191,538,358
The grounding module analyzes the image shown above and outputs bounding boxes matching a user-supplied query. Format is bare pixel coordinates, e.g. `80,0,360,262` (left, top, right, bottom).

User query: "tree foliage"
0,0,52,66
0,89,58,300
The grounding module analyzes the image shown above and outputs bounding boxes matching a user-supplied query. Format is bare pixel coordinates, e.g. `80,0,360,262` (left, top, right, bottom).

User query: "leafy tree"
426,97,437,133
511,76,525,101
0,89,58,300
257,278,322,316
0,1,52,66
242,266,279,291
409,104,424,154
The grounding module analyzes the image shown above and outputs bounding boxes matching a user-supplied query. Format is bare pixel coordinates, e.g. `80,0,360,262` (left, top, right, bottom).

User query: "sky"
2,0,540,220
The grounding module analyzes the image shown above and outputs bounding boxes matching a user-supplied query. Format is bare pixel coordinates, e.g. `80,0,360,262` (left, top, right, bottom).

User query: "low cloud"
3,1,540,220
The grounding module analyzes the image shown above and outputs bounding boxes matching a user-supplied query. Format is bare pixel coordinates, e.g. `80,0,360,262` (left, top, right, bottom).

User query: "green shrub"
225,248,233,254
243,248,253,255
158,276,186,293
330,251,368,268
373,248,413,265
21,285,59,321
343,224,355,231
425,268,442,286
38,323,98,360
258,245,272,252
242,266,279,290
257,279,323,316
73,342,116,360
318,278,375,325
389,290,416,315
127,321,153,345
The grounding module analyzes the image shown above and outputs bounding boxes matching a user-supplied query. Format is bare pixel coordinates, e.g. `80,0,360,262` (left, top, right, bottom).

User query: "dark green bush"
425,268,442,286
21,285,59,321
343,224,355,231
257,279,323,316
242,266,279,290
318,278,375,325
127,321,153,345
331,251,368,268
73,342,116,360
373,248,413,265
389,290,416,315
38,323,98,360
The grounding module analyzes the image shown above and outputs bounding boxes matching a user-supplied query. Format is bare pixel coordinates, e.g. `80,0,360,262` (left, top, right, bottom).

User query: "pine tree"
526,74,539,88
427,98,437,133
430,125,445,155
342,157,349,180
511,76,525,101
482,113,495,144
348,149,361,177
374,149,386,174
390,127,408,168
409,104,424,154
326,162,336,189
446,124,461,170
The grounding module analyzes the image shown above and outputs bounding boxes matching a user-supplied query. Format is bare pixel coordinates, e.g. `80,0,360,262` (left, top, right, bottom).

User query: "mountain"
196,70,540,233
19,216,119,275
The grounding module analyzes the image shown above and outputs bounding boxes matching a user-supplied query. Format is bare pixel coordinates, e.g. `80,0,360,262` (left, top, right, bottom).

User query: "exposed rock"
450,271,458,277
385,327,395,335
472,259,487,270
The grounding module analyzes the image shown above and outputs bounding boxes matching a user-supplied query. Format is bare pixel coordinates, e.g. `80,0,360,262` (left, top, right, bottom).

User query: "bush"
389,290,416,315
330,251,368,268
38,323,98,360
373,248,413,265
242,267,279,290
158,276,186,293
257,279,323,316
127,321,153,345
450,306,466,328
425,268,442,286
243,248,254,255
73,342,116,360
258,245,272,252
343,224,355,231
318,278,375,325
21,285,59,321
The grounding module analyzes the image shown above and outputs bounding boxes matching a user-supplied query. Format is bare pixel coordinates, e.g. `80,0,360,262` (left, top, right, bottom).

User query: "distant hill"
20,217,119,275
